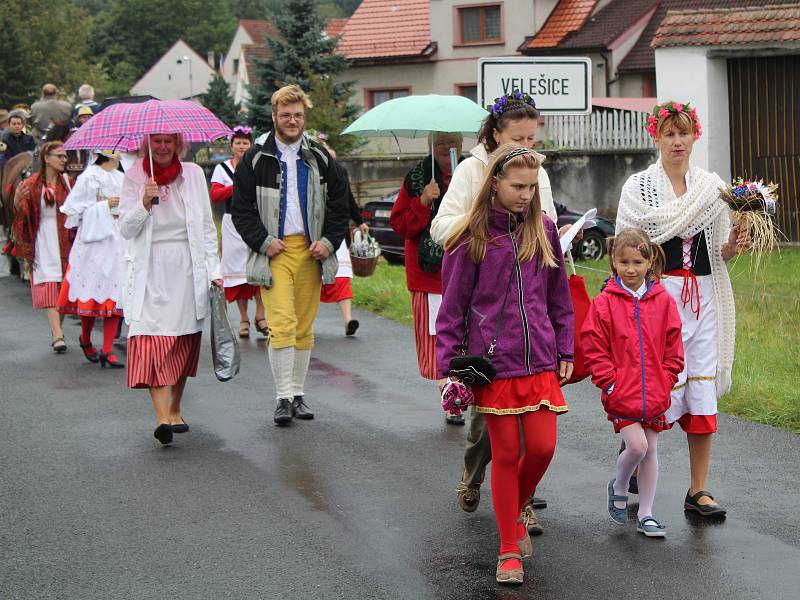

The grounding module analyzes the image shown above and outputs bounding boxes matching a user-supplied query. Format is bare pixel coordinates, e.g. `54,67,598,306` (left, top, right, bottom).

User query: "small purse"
447,259,516,387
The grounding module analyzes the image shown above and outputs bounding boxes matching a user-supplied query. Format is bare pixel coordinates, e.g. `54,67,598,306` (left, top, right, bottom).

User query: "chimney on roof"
207,50,215,68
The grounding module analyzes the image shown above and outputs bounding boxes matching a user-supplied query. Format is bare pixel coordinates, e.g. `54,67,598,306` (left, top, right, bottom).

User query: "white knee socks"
291,349,311,397
268,345,295,402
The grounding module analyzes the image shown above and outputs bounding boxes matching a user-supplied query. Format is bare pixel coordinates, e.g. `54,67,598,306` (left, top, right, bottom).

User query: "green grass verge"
353,250,800,432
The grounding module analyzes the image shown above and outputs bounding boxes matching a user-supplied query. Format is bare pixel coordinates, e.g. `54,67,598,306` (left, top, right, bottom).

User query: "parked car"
361,190,614,263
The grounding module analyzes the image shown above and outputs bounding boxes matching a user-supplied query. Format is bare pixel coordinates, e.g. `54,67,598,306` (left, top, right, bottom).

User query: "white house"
653,2,800,242
129,39,217,101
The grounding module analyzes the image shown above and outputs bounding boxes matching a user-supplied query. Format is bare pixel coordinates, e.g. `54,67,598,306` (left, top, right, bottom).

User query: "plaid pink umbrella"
64,99,233,153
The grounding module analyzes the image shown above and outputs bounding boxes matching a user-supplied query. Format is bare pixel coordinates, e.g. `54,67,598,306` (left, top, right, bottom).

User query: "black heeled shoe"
99,352,125,369
79,338,100,363
153,424,173,445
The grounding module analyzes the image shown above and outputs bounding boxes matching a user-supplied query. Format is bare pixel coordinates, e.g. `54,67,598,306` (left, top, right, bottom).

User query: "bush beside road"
353,250,800,432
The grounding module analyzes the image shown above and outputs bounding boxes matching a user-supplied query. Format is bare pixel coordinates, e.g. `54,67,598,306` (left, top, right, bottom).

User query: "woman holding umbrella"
390,132,465,424
119,133,222,446
12,141,74,353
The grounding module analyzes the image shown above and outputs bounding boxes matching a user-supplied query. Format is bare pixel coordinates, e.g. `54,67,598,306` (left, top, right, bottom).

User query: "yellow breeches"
260,235,322,350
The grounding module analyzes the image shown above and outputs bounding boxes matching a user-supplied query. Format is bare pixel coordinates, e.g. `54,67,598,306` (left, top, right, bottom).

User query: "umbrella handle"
567,249,577,276
148,139,159,205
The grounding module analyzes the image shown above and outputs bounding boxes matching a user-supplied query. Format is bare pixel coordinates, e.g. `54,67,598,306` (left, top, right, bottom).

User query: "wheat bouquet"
719,178,780,269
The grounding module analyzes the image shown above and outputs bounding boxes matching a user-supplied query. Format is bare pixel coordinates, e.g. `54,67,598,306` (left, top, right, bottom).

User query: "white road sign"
478,57,592,115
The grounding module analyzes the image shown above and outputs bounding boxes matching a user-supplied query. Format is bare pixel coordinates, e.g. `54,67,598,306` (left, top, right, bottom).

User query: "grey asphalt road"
1,273,799,600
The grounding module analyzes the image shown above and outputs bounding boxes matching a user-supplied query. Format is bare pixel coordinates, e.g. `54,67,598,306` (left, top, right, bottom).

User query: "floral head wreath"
646,101,702,140
487,91,537,119
231,124,252,138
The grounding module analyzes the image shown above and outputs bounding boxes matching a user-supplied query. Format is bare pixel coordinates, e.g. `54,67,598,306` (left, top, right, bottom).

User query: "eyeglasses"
49,153,68,160
276,112,305,122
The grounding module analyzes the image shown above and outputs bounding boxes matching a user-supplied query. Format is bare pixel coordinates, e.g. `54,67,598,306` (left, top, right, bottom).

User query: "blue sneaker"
637,516,666,537
607,479,628,525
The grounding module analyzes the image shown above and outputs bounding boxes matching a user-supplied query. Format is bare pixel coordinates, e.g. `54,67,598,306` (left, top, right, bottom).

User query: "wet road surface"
1,275,798,599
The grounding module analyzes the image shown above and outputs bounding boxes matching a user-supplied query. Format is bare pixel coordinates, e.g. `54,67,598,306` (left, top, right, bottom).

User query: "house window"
642,74,656,97
458,4,502,44
456,84,478,104
233,58,240,74
367,88,410,108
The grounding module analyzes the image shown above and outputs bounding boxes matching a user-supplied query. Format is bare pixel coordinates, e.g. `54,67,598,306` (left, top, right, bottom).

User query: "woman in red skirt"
390,132,464,424
436,145,574,584
210,126,267,339
57,150,126,368
12,141,74,352
119,133,222,446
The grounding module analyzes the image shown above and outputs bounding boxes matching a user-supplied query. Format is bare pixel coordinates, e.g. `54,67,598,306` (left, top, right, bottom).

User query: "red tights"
80,316,121,355
485,409,558,555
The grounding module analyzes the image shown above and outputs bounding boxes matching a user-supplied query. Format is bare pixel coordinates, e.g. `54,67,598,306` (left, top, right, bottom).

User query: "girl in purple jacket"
436,144,574,585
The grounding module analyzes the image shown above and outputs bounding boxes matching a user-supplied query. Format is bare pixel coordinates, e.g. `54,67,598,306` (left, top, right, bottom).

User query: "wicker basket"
350,250,381,277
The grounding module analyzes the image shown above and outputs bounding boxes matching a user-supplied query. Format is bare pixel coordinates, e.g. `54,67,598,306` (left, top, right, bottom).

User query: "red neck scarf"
144,153,182,185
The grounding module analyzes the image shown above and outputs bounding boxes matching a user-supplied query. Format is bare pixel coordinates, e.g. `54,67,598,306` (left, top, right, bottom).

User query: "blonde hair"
607,227,666,280
271,85,313,110
444,142,557,267
656,110,694,137
139,133,188,159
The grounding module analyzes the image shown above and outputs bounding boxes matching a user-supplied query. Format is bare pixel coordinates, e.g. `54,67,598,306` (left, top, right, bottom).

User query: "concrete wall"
654,46,731,180
339,148,656,218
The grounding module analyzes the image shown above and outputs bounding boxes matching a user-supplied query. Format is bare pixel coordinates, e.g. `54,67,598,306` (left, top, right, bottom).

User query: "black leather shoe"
153,424,173,445
274,398,293,426
291,396,314,420
171,419,190,434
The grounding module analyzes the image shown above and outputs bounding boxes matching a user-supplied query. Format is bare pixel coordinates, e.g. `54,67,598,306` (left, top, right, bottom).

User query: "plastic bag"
209,286,240,382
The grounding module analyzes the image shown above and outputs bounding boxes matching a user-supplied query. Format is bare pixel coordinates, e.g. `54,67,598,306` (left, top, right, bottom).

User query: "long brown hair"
444,142,557,267
477,101,540,154
39,141,65,175
607,227,666,280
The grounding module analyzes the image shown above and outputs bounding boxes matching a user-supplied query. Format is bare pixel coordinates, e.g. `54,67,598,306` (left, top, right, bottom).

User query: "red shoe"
79,338,99,363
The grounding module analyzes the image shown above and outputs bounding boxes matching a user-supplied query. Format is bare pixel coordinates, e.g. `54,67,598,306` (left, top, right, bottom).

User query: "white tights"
613,424,660,520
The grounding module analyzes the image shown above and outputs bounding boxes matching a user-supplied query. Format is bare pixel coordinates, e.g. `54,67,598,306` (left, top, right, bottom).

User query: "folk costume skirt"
127,333,202,388
662,273,718,434
474,372,568,416
220,214,259,303
320,277,353,303
410,290,438,380
31,279,60,309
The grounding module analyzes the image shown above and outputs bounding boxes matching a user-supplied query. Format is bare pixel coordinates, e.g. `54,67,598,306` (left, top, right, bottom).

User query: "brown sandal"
255,318,269,336
239,320,250,338
496,552,524,584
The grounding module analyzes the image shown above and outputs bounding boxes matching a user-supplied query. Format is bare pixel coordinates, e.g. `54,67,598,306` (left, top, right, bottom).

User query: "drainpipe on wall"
600,50,612,96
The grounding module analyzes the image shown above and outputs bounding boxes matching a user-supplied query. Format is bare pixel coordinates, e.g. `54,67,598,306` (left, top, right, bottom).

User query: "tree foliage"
201,74,241,126
1,0,107,106
247,0,355,135
306,73,363,156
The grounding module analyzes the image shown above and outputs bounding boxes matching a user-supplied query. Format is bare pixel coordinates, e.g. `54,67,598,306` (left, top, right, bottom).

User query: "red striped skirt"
320,277,353,303
411,290,438,380
224,284,259,303
127,332,202,389
31,281,60,309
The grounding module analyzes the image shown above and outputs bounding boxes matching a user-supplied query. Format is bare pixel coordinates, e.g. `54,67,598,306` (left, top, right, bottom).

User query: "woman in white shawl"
616,102,749,517
57,150,126,368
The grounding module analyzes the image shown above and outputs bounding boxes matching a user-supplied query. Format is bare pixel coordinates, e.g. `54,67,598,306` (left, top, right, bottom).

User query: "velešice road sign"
478,57,592,115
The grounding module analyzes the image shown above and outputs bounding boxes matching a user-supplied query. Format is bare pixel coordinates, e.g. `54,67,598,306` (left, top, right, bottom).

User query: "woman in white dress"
12,141,74,353
57,150,126,368
119,133,222,446
210,126,267,339
617,101,750,516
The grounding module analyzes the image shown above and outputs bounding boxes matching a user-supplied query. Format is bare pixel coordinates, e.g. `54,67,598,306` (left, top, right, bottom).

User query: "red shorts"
320,277,353,303
670,413,717,434
610,414,669,434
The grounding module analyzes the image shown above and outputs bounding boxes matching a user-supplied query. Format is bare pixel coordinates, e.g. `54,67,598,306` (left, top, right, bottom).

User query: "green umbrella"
342,94,487,172
342,94,488,138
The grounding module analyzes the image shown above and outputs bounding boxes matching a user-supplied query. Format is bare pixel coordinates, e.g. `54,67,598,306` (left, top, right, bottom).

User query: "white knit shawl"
617,161,735,397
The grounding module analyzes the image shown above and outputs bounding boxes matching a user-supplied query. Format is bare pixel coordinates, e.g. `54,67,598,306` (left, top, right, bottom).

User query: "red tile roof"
526,0,599,48
559,0,658,49
325,18,349,38
240,20,279,45
618,0,800,73
338,0,433,60
652,4,800,47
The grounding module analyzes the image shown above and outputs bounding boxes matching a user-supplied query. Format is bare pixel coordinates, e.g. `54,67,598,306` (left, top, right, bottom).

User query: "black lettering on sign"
501,74,572,97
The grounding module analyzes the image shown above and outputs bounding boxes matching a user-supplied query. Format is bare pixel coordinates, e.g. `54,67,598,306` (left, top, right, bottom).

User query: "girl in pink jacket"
581,228,684,537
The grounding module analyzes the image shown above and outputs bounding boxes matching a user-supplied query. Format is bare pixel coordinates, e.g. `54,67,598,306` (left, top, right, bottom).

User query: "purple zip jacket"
436,208,574,380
